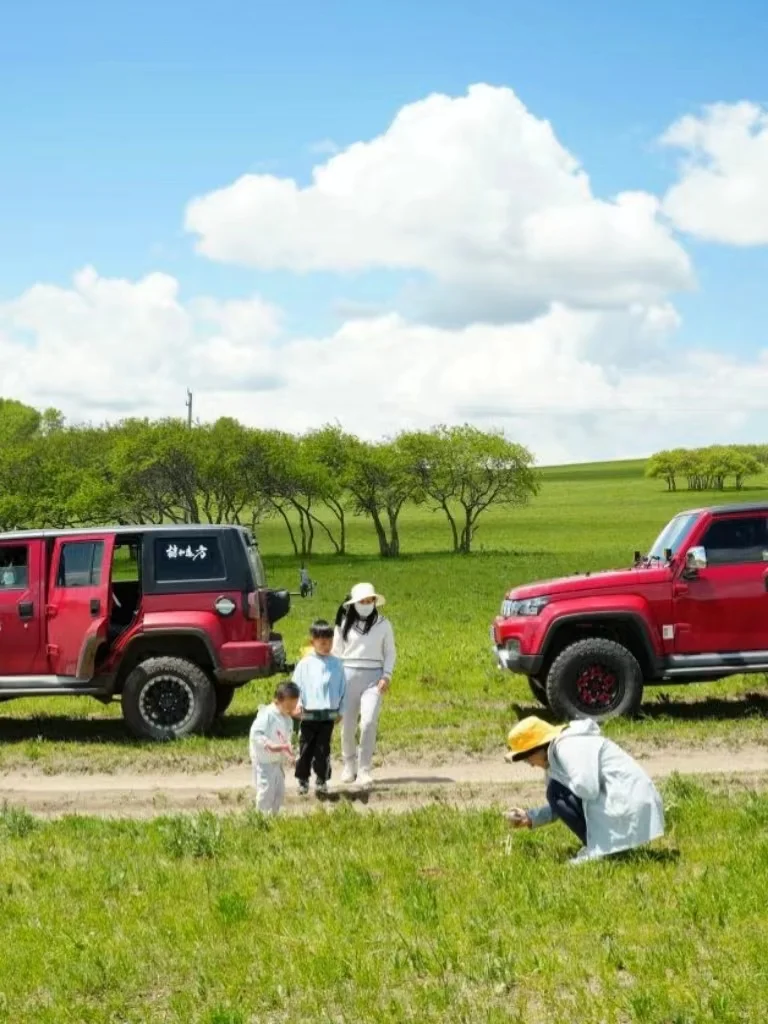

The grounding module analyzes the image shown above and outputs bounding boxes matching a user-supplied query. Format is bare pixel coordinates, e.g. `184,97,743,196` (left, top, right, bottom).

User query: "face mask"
355,602,375,618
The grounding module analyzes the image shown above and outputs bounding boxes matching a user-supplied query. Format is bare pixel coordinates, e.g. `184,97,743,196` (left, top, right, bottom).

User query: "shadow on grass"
0,711,259,748
512,692,768,725
608,847,681,866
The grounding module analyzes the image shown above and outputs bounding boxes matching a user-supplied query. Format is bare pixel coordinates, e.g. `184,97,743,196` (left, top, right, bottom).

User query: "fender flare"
539,611,662,676
120,628,220,670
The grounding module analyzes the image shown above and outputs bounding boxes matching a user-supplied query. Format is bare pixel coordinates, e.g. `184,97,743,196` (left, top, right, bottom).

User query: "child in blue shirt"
293,619,346,796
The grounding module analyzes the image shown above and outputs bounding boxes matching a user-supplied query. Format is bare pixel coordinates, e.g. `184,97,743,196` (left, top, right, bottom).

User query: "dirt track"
2,744,768,818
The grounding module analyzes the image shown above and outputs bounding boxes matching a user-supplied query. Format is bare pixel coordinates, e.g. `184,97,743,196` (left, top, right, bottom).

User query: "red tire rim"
574,662,621,711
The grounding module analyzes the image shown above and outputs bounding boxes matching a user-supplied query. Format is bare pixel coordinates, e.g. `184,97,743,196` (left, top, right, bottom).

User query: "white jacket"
528,719,665,861
332,616,396,679
249,704,293,766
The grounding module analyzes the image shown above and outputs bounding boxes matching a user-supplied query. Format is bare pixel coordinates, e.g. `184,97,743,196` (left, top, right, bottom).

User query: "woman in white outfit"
332,582,396,789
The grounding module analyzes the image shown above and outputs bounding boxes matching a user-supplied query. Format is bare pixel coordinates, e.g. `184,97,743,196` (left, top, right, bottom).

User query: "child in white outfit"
249,682,300,814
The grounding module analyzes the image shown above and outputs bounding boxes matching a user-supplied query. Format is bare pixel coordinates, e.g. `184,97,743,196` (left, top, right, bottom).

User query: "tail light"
247,591,259,620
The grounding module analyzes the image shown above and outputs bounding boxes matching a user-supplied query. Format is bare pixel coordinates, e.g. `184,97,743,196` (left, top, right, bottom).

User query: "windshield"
647,513,699,562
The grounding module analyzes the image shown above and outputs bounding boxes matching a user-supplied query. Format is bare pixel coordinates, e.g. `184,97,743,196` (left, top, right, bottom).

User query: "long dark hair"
336,594,379,641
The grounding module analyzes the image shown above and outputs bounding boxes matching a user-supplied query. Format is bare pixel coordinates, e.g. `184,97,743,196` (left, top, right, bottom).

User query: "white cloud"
661,102,768,244
185,84,693,322
3,266,768,465
0,268,285,412
307,138,340,156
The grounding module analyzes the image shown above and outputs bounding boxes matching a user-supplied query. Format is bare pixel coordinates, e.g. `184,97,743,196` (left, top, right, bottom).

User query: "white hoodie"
249,704,293,766
528,719,665,861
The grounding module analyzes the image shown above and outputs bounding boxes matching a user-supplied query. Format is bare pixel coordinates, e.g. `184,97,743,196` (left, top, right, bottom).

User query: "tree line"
646,445,768,492
0,399,539,557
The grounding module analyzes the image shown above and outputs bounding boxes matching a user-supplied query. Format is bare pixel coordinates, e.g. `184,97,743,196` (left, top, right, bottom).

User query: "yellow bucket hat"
506,716,565,762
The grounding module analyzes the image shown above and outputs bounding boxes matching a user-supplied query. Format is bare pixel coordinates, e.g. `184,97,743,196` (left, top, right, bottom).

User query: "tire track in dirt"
2,744,768,818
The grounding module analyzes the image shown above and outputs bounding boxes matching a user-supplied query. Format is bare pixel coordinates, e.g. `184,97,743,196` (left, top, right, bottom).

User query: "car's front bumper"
491,628,543,676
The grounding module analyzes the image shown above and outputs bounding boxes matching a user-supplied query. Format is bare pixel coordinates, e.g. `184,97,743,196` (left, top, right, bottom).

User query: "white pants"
254,763,285,814
341,667,383,773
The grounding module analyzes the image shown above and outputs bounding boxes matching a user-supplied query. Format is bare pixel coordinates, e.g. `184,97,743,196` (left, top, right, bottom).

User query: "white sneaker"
568,847,592,866
356,769,373,790
341,766,357,785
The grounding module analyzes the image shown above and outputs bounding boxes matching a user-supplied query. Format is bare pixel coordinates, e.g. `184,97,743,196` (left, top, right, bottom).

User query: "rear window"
154,536,226,583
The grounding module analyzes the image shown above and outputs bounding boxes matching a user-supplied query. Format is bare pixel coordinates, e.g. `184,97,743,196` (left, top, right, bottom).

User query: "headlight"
501,596,549,618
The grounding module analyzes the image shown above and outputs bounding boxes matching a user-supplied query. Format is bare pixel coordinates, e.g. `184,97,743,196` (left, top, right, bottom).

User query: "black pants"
547,778,587,845
295,720,335,784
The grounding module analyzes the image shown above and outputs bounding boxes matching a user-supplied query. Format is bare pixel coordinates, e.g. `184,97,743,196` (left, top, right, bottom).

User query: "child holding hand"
250,682,300,815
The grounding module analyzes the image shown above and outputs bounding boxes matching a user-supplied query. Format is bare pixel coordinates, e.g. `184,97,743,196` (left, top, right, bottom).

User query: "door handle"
18,601,33,620
673,582,688,596
90,599,101,616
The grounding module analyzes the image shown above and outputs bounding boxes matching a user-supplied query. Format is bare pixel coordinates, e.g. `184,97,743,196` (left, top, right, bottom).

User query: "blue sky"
2,0,768,459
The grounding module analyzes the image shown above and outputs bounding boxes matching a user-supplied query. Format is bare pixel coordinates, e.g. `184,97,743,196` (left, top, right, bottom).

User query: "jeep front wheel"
545,639,643,721
121,657,216,741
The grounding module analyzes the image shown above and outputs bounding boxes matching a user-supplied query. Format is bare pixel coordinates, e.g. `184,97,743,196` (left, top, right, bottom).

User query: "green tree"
645,450,680,492
346,439,416,558
403,425,538,554
302,425,355,555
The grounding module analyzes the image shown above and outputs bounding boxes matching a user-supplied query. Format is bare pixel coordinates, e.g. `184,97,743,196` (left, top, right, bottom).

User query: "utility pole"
185,389,193,429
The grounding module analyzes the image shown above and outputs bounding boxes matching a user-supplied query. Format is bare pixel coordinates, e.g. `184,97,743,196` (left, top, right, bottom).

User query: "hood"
507,563,670,601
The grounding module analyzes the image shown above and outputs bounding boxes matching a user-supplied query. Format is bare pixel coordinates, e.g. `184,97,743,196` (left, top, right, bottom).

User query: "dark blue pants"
547,778,587,845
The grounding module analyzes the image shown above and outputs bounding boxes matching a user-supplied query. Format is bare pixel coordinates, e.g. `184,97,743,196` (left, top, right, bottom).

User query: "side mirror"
684,546,707,575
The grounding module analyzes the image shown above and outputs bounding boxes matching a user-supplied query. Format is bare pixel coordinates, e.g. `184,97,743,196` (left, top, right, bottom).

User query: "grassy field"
0,778,766,1022
3,459,768,773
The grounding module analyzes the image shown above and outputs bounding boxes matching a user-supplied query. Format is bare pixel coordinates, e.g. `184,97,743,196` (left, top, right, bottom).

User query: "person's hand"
377,678,390,695
505,808,532,830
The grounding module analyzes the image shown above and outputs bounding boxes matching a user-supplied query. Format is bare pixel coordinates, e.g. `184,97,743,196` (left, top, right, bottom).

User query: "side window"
0,545,29,590
154,536,226,583
57,542,104,587
701,516,768,566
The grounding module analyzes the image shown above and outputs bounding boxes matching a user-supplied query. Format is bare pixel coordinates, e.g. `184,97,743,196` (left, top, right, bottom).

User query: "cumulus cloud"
2,267,768,464
0,268,285,411
185,84,693,323
661,101,768,244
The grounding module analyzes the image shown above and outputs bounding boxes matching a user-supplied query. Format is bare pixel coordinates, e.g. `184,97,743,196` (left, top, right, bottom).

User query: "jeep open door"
46,534,115,679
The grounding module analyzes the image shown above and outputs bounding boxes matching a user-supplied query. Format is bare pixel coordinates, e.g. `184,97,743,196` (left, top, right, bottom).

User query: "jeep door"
673,513,768,653
0,538,46,675
46,535,115,678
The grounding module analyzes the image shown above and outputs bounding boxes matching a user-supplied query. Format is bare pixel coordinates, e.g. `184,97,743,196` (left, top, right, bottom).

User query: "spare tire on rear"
121,656,216,741
545,638,643,722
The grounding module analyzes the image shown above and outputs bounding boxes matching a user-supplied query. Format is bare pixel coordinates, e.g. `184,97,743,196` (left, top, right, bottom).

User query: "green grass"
3,459,768,773
1,781,767,1022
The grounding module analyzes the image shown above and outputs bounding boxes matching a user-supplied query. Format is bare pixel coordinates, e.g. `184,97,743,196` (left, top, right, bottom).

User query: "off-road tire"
545,638,643,722
121,656,216,741
527,675,550,707
214,684,236,718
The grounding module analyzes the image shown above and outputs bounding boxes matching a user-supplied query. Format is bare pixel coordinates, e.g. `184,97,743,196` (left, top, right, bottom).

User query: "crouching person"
505,716,664,864
250,682,301,815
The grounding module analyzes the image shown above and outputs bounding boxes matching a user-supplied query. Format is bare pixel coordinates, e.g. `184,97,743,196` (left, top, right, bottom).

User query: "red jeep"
492,502,768,720
0,525,291,739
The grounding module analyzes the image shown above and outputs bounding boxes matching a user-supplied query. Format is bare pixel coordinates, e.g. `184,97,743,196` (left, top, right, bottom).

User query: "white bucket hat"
344,582,386,608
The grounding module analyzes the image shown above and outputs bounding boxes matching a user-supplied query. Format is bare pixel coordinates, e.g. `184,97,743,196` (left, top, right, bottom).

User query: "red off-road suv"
492,502,768,720
0,524,291,740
